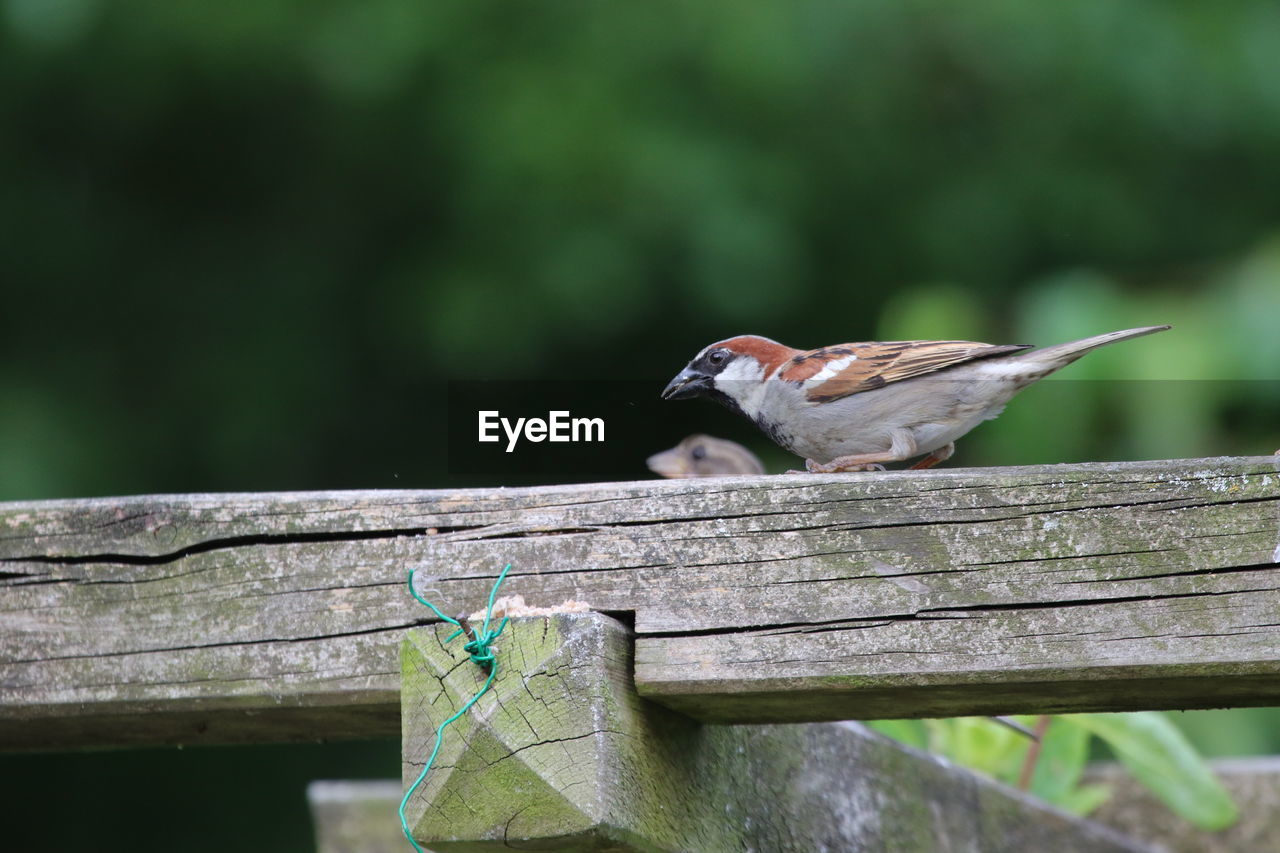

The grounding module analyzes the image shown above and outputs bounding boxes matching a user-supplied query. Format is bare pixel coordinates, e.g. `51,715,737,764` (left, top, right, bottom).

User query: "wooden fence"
3,456,1279,850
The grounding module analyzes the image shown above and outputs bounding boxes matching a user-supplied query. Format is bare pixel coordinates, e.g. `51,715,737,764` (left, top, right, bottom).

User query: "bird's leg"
907,442,955,470
805,430,917,473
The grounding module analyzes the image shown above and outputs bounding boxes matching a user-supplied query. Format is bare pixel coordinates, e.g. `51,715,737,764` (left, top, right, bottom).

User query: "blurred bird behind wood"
647,434,766,478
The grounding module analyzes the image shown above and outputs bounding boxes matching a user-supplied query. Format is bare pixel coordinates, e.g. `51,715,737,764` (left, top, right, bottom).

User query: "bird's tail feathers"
1021,325,1171,367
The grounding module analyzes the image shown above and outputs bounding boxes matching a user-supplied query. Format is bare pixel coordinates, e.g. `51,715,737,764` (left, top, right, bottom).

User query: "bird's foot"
907,442,956,470
805,457,888,474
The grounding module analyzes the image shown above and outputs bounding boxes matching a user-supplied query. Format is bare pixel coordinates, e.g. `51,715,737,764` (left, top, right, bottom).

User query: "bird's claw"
804,459,887,474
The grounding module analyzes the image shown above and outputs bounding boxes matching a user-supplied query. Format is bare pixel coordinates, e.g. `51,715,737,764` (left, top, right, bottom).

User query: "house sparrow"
661,326,1170,472
647,434,766,478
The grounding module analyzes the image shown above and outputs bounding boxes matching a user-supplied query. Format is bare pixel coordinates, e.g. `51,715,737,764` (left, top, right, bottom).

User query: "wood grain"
401,613,1153,853
1087,758,1280,853
3,456,1278,747
309,780,413,853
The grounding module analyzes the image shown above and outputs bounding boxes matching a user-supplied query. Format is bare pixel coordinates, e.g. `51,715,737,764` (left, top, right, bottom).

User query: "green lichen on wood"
401,618,612,850
3,456,1278,749
400,613,1153,853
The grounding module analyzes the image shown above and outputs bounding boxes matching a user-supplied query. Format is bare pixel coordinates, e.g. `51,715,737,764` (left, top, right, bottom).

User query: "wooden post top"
400,612,1154,853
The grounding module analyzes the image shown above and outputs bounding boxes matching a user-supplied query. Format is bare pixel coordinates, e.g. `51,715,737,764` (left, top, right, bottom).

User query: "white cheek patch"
716,353,762,384
713,358,768,417
802,354,858,387
717,358,766,384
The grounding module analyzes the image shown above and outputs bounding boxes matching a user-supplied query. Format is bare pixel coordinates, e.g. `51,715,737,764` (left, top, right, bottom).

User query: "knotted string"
398,563,512,853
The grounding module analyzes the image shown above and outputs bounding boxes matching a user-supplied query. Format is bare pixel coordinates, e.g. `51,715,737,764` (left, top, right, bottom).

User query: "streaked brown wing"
779,340,1032,403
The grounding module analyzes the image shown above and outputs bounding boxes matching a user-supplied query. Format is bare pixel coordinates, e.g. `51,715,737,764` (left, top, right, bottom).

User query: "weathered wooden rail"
4,456,1279,850
312,758,1280,853
2,456,1279,750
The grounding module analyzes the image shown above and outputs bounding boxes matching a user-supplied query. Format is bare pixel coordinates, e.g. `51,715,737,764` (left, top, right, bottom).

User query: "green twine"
399,563,512,853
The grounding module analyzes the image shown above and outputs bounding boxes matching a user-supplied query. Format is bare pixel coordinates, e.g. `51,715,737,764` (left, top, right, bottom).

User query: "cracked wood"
2,455,1279,748
401,614,1152,853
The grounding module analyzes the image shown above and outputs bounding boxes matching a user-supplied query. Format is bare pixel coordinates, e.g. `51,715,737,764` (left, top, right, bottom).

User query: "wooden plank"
401,612,1155,853
313,758,1280,853
308,780,413,853
2,456,1278,747
1087,758,1280,853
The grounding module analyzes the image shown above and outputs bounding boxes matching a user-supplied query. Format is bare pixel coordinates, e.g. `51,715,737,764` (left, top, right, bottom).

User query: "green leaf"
864,719,927,750
1028,716,1090,805
1058,783,1113,817
923,717,952,755
945,717,1024,781
1068,712,1238,830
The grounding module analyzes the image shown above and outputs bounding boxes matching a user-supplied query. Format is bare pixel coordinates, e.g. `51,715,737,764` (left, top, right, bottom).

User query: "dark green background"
4,2,1279,849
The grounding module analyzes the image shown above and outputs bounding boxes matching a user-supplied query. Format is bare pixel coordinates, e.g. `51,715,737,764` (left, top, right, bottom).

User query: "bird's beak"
646,447,689,478
661,368,710,401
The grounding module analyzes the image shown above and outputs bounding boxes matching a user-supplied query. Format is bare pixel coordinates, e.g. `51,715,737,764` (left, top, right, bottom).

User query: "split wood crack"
1,455,1277,747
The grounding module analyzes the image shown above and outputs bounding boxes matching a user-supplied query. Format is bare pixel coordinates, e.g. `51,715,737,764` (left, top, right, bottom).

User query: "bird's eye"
707,350,727,366
691,445,707,460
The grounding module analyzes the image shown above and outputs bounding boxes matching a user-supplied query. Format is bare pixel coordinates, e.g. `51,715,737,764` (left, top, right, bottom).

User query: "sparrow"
661,325,1170,472
647,434,766,478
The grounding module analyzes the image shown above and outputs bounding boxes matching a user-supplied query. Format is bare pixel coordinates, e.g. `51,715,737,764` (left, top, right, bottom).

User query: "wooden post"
401,612,1153,853
308,780,408,853
311,760,1280,853
1086,758,1280,853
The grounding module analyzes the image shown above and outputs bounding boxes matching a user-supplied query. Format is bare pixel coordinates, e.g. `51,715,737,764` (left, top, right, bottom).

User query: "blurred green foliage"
870,713,1239,829
4,0,1280,497
3,2,1280,850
